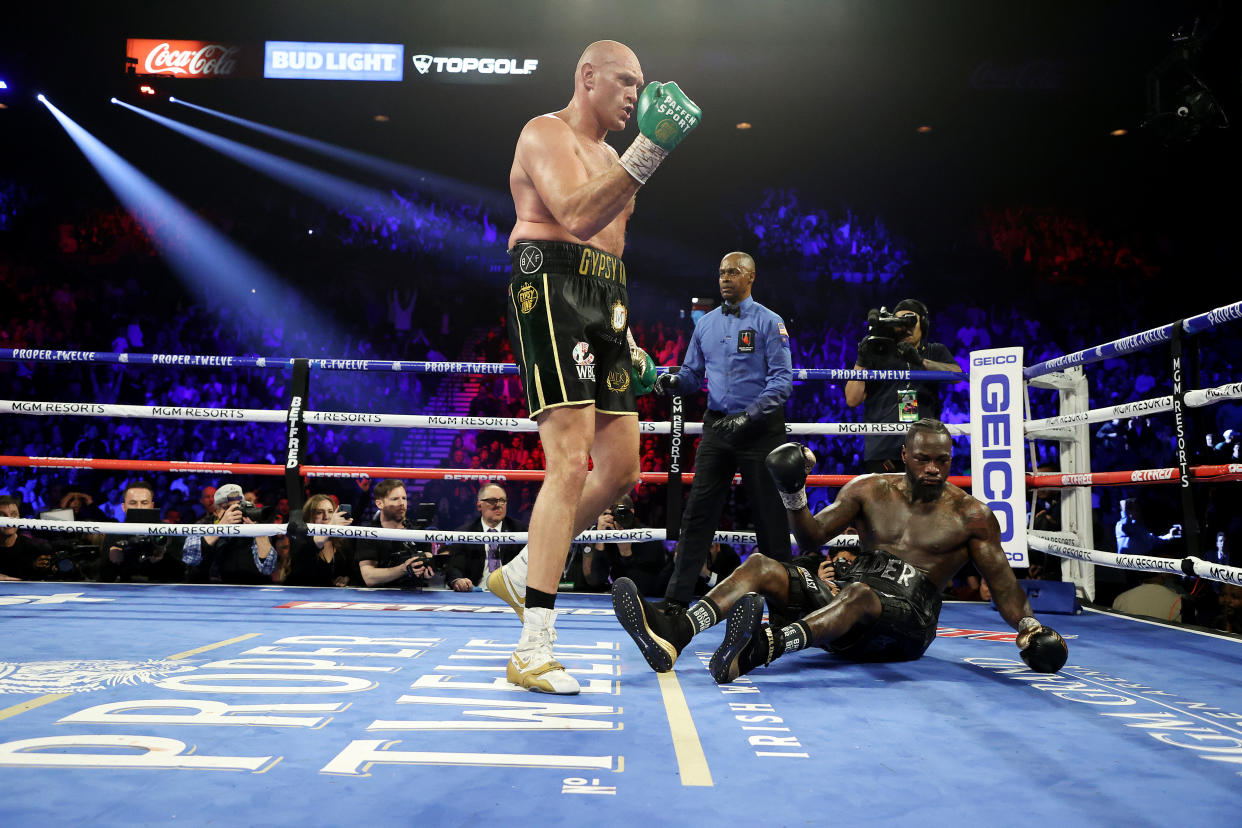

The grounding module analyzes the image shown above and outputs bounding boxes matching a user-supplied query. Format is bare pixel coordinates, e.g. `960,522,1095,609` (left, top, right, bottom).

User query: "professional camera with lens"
828,554,854,581
385,502,439,586
47,539,100,579
239,502,277,523
610,504,636,529
114,535,171,564
857,307,917,363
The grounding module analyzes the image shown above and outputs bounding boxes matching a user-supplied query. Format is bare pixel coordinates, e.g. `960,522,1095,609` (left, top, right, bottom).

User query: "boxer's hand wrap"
619,134,669,185
619,81,701,184
766,442,816,511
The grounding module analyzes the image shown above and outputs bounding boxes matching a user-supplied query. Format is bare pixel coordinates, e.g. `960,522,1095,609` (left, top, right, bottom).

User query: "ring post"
1169,322,1202,558
665,393,684,541
283,358,310,517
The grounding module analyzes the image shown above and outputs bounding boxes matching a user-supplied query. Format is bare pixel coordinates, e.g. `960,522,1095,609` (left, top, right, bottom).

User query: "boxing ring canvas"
1,583,1238,826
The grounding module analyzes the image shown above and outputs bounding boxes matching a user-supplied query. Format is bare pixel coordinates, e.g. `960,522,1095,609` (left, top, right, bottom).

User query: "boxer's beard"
908,473,945,502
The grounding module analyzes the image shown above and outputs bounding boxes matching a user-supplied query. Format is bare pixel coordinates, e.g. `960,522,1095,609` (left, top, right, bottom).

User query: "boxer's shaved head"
577,40,638,74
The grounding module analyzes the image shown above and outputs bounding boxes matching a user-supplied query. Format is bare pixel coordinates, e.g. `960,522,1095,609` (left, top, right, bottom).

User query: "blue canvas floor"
1,582,1239,827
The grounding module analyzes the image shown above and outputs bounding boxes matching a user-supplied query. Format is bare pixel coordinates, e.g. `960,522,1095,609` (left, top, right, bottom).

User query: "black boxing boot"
612,577,693,672
709,593,772,684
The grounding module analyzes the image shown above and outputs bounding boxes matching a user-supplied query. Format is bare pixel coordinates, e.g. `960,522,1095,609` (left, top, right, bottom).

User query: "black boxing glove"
896,342,922,367
713,412,754,439
765,442,817,510
653,371,679,397
1016,617,1068,673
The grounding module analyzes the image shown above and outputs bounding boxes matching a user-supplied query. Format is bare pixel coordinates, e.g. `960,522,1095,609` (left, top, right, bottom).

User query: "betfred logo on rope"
969,347,1028,566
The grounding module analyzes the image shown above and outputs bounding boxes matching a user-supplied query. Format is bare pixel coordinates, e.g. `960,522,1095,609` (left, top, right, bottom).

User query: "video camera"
858,307,917,362
47,539,99,579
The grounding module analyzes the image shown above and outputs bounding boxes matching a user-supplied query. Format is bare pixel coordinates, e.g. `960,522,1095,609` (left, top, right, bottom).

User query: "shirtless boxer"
613,419,1068,682
489,40,700,694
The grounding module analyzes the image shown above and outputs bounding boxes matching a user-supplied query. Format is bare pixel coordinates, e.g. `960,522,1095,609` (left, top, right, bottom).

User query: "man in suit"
444,484,527,591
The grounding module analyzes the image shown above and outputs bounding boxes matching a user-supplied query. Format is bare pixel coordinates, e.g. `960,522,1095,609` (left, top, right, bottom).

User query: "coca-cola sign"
126,39,259,78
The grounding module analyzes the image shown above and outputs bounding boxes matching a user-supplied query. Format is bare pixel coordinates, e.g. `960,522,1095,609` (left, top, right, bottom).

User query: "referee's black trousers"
664,409,793,605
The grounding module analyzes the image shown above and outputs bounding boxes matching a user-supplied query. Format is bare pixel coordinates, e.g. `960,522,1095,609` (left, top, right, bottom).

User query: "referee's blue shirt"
673,296,793,420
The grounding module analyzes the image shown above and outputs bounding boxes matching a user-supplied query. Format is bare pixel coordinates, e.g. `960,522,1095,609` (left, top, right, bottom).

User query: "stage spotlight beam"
113,98,393,212
39,96,336,337
167,96,510,212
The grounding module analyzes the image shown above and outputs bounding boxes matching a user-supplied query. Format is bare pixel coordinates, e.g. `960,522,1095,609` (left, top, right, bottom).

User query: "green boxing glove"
619,81,702,185
625,327,658,396
631,349,658,396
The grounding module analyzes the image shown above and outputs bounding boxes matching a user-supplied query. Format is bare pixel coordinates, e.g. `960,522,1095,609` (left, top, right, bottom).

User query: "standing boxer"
613,419,1068,681
490,40,701,694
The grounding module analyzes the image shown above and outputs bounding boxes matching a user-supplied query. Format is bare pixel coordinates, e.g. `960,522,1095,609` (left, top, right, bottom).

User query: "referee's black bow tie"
721,304,741,317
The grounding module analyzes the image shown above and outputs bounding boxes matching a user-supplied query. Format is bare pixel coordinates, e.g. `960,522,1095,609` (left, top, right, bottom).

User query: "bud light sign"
968,347,1027,566
264,42,404,81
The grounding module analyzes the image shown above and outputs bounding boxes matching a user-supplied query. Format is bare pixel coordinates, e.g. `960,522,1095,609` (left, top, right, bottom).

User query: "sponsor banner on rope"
264,42,404,81
126,39,261,78
276,601,611,615
969,348,1028,566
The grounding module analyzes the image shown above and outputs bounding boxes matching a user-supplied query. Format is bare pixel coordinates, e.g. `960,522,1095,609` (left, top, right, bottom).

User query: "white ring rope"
1028,533,1242,587
0,517,859,550
1024,381,1242,436
0,399,972,437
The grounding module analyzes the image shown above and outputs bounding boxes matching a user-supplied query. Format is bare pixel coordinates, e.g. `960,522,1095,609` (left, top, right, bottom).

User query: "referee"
646,250,794,611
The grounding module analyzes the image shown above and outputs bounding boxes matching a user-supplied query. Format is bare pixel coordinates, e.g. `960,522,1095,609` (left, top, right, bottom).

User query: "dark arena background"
2,2,1242,825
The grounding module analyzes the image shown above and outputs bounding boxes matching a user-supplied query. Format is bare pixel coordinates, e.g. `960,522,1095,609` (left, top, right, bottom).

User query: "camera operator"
181,483,277,584
580,495,667,596
0,495,54,581
97,481,185,583
354,479,437,588
844,299,961,472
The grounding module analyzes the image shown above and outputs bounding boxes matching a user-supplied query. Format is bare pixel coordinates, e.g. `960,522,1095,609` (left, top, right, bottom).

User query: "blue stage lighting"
114,99,395,212
167,96,509,212
38,96,337,336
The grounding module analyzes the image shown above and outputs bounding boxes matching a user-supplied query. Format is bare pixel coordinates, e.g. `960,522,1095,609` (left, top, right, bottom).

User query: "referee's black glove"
653,371,679,397
713,412,755,438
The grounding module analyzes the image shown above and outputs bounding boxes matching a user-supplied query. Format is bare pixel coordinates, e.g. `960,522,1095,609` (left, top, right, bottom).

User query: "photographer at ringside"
580,495,668,596
182,483,277,584
844,299,961,473
96,481,186,583
0,496,54,581
354,479,437,588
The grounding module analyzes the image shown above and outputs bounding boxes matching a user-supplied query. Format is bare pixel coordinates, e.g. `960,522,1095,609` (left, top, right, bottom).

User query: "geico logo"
972,354,1018,365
